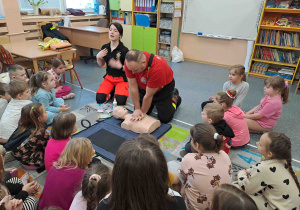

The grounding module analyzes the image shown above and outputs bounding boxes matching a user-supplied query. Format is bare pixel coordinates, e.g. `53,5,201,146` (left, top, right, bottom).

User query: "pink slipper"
62,93,75,100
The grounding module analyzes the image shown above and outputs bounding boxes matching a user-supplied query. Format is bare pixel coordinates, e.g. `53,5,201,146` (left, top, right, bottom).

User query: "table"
58,26,109,50
2,40,61,74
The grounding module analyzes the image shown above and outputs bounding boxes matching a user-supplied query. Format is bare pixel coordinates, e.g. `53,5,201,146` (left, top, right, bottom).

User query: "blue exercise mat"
73,117,172,162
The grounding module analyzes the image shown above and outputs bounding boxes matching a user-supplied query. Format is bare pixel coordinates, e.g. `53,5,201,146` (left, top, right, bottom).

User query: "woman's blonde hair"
54,137,94,170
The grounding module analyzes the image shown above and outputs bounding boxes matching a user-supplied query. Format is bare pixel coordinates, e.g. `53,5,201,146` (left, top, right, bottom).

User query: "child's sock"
62,93,75,100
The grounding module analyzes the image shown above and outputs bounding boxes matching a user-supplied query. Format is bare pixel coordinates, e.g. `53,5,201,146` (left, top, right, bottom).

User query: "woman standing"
96,22,129,105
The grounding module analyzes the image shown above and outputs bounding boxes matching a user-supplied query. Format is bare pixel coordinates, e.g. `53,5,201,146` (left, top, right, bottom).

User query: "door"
143,27,157,54
109,0,121,10
121,24,132,49
120,0,132,11
132,26,144,51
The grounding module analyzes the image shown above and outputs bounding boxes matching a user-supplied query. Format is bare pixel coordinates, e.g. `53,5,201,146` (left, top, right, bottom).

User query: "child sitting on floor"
245,76,289,133
44,112,77,172
39,137,95,210
201,64,249,109
182,103,235,155
0,81,31,144
210,184,258,210
30,71,70,125
8,65,29,83
5,103,50,170
0,184,23,210
168,123,232,210
214,89,250,147
48,57,75,100
235,132,300,209
70,162,111,210
0,83,11,119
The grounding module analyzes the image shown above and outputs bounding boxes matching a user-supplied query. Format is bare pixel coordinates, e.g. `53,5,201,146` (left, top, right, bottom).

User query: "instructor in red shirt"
124,49,181,123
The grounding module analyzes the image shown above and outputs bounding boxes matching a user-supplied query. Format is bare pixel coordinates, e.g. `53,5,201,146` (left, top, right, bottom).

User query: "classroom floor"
6,58,300,187
64,59,300,169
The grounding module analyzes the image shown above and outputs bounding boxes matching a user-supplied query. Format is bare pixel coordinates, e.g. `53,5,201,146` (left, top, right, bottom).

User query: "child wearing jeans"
0,81,31,144
214,89,250,147
245,76,289,133
48,57,75,100
0,83,11,119
30,72,70,125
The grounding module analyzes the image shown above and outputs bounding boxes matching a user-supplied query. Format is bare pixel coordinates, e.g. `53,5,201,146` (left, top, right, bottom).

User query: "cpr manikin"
112,106,161,133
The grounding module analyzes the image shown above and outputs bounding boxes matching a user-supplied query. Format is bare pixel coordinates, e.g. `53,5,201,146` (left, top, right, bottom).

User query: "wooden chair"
0,45,34,76
58,49,83,89
0,38,10,72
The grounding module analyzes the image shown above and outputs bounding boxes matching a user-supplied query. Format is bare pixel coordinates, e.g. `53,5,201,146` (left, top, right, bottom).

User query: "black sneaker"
172,93,182,109
173,88,179,97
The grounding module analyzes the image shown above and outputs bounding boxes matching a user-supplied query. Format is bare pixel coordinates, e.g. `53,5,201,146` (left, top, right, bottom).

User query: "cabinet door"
109,0,121,10
143,27,157,54
121,24,132,49
132,26,144,51
120,0,132,11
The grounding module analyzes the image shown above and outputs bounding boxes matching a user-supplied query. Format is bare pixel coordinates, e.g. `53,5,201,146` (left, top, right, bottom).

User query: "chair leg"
295,80,300,94
72,68,83,89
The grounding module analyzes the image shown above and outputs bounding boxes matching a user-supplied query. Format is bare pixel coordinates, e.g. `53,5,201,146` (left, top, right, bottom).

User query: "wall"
179,33,248,67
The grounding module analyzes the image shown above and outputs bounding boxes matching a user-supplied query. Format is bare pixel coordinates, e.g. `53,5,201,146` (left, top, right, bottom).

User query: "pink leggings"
56,85,71,98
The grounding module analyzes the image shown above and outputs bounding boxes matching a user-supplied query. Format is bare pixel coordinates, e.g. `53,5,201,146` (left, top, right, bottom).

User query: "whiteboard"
182,0,265,40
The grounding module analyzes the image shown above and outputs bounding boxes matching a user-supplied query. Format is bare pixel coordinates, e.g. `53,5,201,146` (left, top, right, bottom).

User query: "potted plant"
27,0,48,15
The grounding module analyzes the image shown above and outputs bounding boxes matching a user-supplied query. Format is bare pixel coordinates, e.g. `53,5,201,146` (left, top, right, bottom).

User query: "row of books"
135,0,158,12
250,62,296,80
262,14,300,28
111,11,132,25
259,29,300,47
266,0,300,9
255,47,297,64
251,62,270,74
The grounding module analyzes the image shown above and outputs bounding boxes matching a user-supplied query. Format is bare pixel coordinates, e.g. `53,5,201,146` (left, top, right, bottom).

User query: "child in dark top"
0,153,39,210
96,22,129,105
183,103,234,155
97,138,187,210
6,103,50,169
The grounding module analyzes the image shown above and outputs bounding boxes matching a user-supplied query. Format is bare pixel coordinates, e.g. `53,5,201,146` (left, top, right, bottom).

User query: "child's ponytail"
265,76,289,104
282,82,289,104
82,163,111,210
215,89,237,108
268,132,300,192
30,72,51,96
190,123,224,153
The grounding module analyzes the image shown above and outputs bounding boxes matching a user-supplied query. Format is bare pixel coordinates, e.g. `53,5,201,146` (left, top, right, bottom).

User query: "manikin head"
112,106,129,119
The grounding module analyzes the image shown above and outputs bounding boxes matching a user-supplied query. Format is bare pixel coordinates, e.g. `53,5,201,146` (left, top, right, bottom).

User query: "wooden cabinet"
109,0,121,10
121,24,132,49
120,0,132,11
132,26,157,54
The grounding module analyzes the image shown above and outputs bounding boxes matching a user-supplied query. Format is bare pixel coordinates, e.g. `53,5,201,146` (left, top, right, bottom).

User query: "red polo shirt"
124,52,173,91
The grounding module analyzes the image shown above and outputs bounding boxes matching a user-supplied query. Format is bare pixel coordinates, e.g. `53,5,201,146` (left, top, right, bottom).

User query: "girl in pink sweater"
44,112,77,171
214,89,250,147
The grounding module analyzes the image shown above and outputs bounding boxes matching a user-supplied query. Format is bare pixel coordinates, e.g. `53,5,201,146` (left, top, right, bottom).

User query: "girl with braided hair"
235,131,300,209
70,163,111,210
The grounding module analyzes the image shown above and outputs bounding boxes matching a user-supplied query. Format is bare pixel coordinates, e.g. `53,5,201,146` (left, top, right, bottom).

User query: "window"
65,0,94,12
18,0,61,11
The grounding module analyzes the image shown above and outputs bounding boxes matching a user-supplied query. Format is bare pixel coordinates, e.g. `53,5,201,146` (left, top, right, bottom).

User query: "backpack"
41,23,70,42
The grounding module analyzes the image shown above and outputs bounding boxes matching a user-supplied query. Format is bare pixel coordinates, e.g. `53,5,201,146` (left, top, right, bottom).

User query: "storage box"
136,14,156,27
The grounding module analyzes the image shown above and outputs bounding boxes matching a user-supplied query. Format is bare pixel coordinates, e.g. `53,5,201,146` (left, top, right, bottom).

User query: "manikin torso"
112,106,161,133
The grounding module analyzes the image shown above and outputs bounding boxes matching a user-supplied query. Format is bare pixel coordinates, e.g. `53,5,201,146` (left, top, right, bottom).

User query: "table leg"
32,59,39,74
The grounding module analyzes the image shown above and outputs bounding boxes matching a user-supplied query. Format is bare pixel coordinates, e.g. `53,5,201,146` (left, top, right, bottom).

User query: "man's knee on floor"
96,93,107,104
115,95,127,105
158,113,174,124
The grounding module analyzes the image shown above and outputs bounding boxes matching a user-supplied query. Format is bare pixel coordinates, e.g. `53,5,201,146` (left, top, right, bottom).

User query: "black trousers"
139,79,175,124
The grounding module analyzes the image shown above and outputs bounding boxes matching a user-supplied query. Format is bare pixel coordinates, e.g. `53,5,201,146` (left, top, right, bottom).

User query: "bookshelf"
157,0,180,61
248,0,300,84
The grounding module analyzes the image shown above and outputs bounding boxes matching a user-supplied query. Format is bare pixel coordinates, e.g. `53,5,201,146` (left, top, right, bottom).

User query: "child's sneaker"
62,93,75,100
